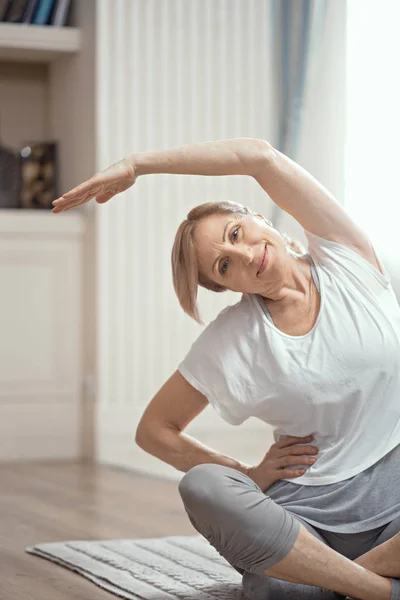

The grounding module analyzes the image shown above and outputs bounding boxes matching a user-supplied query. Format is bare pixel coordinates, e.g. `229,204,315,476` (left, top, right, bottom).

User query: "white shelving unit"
0,2,96,462
0,22,81,62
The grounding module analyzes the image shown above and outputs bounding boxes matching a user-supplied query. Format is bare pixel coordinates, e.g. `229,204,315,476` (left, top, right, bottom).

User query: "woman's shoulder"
194,294,256,349
304,228,392,291
205,294,253,329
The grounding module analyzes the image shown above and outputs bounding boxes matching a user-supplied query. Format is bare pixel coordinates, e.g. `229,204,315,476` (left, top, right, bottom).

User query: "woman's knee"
178,466,308,577
178,463,236,507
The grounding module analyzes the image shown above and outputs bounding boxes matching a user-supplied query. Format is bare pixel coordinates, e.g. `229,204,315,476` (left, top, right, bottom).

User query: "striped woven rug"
26,534,244,600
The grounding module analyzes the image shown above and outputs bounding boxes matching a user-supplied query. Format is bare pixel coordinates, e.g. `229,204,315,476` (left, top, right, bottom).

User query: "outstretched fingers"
52,187,98,211
52,177,99,205
52,191,95,213
52,198,85,213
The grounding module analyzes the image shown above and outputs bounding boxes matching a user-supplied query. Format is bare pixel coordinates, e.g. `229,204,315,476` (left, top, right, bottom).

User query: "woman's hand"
52,156,137,213
246,435,319,492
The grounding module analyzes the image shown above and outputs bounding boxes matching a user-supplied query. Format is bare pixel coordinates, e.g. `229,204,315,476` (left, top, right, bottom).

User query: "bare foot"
355,531,400,578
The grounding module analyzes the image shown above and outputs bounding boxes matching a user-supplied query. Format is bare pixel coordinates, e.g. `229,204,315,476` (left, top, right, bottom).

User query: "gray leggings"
178,463,400,600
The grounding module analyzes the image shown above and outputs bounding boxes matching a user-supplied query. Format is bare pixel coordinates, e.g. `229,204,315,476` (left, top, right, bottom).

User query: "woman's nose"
233,244,254,265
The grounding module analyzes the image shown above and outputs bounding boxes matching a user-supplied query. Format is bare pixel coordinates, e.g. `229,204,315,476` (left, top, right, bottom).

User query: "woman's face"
193,211,290,295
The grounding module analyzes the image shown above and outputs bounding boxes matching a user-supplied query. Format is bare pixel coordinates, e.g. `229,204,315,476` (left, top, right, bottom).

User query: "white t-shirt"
178,230,400,485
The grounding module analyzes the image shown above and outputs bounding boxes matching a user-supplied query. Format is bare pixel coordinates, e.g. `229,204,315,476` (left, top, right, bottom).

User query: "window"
345,0,400,248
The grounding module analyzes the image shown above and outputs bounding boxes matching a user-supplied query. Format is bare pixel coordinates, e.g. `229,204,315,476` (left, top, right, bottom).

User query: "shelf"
0,22,81,63
0,209,86,237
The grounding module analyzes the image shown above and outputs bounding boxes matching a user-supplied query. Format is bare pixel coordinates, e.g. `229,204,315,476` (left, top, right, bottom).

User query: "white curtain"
269,0,328,231
345,0,400,284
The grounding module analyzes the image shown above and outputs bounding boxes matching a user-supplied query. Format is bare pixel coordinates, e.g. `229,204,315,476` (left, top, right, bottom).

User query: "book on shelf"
3,0,25,22
50,0,71,26
21,0,40,23
32,0,56,25
0,0,12,21
0,0,72,26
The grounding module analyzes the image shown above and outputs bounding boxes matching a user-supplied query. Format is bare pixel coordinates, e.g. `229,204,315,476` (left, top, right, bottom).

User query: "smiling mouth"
257,244,268,275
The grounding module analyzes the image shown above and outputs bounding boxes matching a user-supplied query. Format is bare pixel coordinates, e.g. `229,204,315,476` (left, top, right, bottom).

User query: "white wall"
0,1,96,462
94,0,347,480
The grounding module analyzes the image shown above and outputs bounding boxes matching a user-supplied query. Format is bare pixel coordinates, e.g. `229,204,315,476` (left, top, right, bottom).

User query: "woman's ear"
254,212,274,228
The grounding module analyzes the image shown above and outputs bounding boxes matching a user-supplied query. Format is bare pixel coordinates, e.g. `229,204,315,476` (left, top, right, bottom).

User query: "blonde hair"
171,201,306,325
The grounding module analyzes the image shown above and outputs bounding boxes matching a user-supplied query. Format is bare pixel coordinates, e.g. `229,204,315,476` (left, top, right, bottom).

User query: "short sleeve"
177,306,253,426
304,228,392,291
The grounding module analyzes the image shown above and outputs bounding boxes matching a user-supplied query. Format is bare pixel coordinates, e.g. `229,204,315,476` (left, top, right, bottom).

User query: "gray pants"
178,463,400,600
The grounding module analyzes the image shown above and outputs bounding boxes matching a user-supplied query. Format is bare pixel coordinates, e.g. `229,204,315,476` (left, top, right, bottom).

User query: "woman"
53,138,400,600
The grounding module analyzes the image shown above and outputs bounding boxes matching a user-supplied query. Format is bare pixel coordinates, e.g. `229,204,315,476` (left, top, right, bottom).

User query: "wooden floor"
0,462,196,600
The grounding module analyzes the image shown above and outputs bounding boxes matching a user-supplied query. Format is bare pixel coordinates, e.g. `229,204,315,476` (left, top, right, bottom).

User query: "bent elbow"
250,139,276,175
257,139,276,161
135,425,150,449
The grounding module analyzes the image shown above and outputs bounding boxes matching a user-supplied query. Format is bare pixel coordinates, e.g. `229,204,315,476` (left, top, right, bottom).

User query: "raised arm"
131,137,268,177
132,138,371,249
51,138,269,212
51,137,370,255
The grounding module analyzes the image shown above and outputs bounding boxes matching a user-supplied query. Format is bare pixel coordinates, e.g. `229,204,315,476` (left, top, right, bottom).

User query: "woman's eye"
219,227,241,275
220,259,229,275
232,227,240,241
